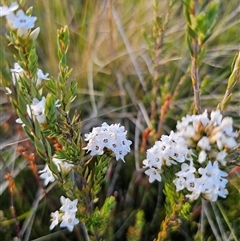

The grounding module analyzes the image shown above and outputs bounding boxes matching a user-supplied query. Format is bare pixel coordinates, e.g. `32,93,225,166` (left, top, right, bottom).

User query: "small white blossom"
0,2,18,17
197,136,211,151
60,196,78,214
210,110,222,126
36,68,49,86
173,176,186,191
145,168,162,183
50,210,60,230
27,97,46,123
175,161,196,178
52,156,74,173
38,164,55,186
198,150,207,163
198,161,228,202
84,122,132,162
6,10,37,38
215,150,227,166
11,62,24,85
60,212,79,232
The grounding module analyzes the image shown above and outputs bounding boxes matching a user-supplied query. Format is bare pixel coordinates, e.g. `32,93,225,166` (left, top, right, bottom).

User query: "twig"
190,1,202,114
80,222,91,241
202,199,222,241
191,39,202,114
151,0,173,127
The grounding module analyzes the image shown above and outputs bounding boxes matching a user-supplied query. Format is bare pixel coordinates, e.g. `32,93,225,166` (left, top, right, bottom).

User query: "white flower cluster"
142,131,191,183
176,110,238,165
50,196,79,232
174,161,228,202
0,2,39,39
38,156,74,186
84,122,132,162
143,110,238,202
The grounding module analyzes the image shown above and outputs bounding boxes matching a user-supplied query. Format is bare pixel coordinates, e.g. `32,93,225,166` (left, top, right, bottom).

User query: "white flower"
0,2,18,17
197,136,211,151
60,212,79,232
27,97,46,123
52,156,74,173
219,117,237,137
173,176,186,191
198,161,228,202
60,196,78,214
216,150,227,166
198,150,207,163
210,110,222,126
11,62,24,85
38,164,55,186
175,161,196,178
36,68,49,86
84,122,132,162
144,142,164,169
50,210,61,230
199,161,228,180
184,176,203,201
6,10,37,37
145,168,162,183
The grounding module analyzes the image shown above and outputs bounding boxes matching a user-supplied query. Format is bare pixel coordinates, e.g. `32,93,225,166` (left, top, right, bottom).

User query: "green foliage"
87,196,115,238
127,210,145,241
92,155,111,199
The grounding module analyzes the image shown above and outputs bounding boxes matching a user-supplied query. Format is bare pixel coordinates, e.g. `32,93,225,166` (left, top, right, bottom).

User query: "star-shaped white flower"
38,164,55,186
60,196,78,214
52,156,74,173
145,168,162,183
6,10,37,37
11,62,24,85
27,97,46,123
60,212,79,232
0,2,18,17
36,68,49,86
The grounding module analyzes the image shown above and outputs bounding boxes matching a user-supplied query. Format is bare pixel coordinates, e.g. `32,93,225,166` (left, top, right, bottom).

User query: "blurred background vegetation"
0,0,239,240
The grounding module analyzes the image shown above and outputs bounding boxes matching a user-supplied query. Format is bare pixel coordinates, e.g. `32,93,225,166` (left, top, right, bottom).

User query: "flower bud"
30,27,40,40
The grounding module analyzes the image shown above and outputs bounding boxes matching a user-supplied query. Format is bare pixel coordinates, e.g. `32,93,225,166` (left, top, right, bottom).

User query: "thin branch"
191,39,202,114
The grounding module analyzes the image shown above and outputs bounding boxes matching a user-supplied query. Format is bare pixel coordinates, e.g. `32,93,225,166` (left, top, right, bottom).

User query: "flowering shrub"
0,1,239,241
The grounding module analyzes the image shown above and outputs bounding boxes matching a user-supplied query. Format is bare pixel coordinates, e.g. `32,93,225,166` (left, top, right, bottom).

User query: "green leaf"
221,93,233,111
45,93,57,125
187,26,197,39
34,136,46,158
